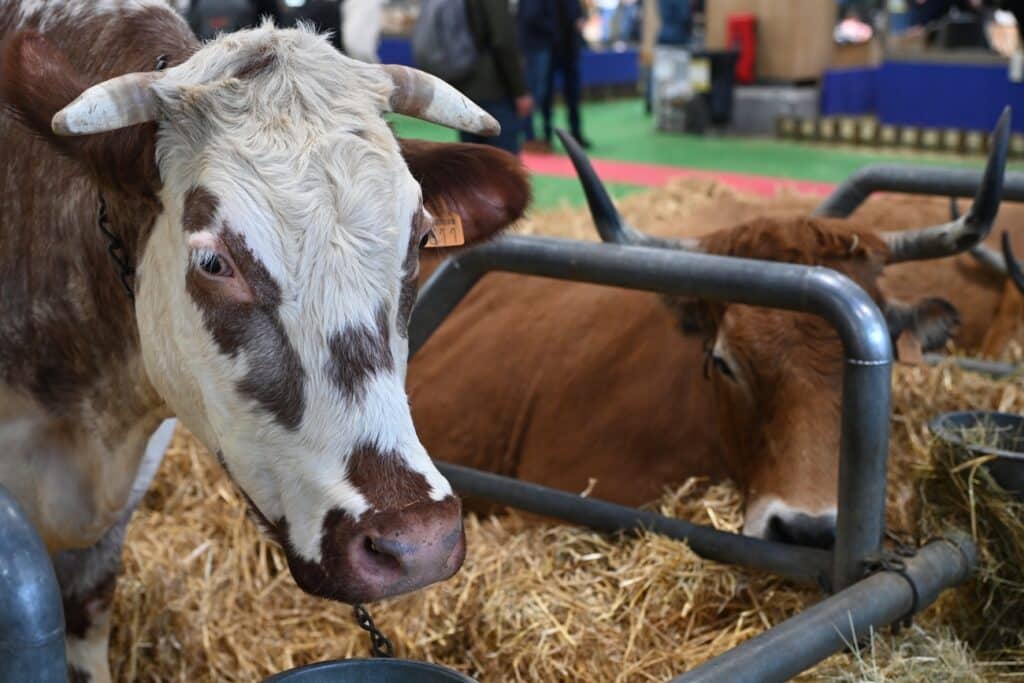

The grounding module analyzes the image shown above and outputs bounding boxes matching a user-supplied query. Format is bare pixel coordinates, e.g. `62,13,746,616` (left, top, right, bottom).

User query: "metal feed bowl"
263,659,476,683
929,411,1024,499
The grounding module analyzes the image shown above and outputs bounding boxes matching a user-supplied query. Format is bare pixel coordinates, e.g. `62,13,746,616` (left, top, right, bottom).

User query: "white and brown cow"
0,1,528,680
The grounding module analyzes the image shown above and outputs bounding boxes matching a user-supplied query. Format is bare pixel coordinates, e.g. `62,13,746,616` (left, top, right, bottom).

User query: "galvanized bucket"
264,659,476,683
929,411,1024,499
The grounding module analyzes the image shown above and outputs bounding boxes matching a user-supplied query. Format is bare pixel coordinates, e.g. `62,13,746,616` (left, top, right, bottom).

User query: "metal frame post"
814,166,1024,218
673,534,977,683
0,485,66,683
410,235,894,591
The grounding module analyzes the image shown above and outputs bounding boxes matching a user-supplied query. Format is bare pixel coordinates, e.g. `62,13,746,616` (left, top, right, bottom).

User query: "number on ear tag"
424,214,465,248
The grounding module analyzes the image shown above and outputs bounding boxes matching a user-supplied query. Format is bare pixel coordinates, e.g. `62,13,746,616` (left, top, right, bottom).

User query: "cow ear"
0,32,88,152
399,139,531,245
661,295,716,336
884,297,960,360
0,31,160,196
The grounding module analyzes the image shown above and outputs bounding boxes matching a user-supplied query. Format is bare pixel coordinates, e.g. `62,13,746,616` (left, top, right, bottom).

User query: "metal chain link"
353,604,394,658
97,196,136,301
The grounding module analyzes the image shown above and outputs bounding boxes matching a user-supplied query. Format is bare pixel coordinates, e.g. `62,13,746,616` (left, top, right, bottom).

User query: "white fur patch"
742,496,837,539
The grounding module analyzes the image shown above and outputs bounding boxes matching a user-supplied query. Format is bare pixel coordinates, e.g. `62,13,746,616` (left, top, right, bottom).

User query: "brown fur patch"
62,571,117,639
186,227,306,430
182,185,220,233
346,443,432,510
326,304,393,400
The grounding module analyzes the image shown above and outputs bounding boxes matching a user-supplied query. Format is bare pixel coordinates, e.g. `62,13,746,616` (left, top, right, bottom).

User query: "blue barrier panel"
878,60,1024,131
821,66,878,116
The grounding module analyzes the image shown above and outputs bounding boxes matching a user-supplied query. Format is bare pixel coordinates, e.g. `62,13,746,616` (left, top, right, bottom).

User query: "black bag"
188,0,259,40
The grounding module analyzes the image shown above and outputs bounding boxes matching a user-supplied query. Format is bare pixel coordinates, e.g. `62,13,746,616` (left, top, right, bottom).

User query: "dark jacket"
456,0,528,102
518,0,556,51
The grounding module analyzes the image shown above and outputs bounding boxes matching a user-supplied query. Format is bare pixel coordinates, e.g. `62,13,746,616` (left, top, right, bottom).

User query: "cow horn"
382,65,499,136
882,107,1010,263
556,128,700,250
52,72,164,136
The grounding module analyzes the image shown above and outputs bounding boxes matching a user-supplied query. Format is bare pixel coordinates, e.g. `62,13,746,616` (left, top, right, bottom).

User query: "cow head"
560,110,1008,548
1,23,529,601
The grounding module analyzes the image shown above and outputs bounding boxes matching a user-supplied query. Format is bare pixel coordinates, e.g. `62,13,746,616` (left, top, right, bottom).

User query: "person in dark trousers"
518,0,557,152
545,0,591,149
457,0,533,154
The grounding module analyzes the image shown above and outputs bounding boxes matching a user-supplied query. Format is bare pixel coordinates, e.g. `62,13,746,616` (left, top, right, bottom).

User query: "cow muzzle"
283,497,466,603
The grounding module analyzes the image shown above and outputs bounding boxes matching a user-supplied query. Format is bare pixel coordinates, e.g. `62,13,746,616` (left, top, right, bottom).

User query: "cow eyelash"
711,354,737,381
195,249,233,278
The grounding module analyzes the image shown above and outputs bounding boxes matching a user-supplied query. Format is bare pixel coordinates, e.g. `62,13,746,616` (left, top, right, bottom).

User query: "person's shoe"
572,134,593,149
523,139,553,154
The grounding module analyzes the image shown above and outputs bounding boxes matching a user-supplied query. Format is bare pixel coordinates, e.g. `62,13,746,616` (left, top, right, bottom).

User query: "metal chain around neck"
353,604,394,658
95,54,169,303
97,195,136,301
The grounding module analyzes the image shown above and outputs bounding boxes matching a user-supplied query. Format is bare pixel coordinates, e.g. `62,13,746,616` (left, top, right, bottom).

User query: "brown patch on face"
182,186,220,233
327,304,394,400
346,443,432,510
187,226,306,430
397,213,425,335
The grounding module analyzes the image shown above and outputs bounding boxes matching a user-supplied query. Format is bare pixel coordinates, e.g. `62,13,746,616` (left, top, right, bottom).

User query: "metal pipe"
410,236,894,590
813,166,1024,218
0,485,66,683
672,534,978,683
923,353,1020,378
437,462,832,586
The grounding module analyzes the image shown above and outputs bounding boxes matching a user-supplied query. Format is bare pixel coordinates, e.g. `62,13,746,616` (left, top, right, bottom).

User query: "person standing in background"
518,0,557,152
546,0,591,149
457,0,533,154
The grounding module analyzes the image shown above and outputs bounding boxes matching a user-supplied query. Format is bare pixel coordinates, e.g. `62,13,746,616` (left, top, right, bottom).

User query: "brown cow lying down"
0,3,529,681
409,112,1011,552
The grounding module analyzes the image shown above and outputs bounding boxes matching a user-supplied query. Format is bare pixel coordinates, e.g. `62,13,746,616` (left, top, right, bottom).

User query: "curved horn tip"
478,115,501,136
51,111,73,136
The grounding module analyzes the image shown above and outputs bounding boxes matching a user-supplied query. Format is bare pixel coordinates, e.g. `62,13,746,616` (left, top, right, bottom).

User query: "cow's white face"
128,26,493,602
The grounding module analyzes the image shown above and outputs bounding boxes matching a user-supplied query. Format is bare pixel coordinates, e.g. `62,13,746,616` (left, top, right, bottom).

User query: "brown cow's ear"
884,297,960,358
0,31,160,196
399,139,531,245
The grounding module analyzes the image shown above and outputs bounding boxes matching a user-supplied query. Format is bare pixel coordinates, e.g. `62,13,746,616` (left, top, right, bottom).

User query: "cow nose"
347,498,466,600
766,511,836,549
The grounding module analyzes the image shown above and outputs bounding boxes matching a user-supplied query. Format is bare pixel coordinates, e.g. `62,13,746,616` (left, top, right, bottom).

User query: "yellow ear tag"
424,214,465,248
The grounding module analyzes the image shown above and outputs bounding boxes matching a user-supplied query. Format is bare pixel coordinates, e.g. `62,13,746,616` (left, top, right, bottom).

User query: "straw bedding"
110,182,1024,681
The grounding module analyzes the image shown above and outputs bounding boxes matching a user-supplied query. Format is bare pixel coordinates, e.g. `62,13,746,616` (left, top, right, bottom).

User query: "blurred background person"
546,0,591,148
518,0,557,152
343,0,386,61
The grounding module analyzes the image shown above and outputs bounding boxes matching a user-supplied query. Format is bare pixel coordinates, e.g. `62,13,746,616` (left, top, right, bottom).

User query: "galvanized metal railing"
409,235,893,594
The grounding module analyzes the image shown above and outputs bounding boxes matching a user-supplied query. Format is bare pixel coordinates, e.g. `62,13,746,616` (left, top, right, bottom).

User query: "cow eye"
419,229,435,249
712,354,737,381
196,250,233,278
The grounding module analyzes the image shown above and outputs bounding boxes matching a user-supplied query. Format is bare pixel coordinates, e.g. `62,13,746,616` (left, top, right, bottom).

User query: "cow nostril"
766,513,836,549
357,534,404,574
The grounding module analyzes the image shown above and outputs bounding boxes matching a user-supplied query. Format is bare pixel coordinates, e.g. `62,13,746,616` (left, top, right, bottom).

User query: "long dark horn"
882,107,1010,263
1003,232,1024,294
555,129,699,250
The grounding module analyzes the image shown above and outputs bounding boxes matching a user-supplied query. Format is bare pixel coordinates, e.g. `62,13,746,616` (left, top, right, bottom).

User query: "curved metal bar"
436,462,832,586
673,534,977,683
813,166,1024,219
0,485,66,682
1003,231,1024,294
410,235,893,590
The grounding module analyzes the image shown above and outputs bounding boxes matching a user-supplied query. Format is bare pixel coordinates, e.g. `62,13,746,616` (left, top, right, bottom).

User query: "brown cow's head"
561,110,1008,548
1,22,529,602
